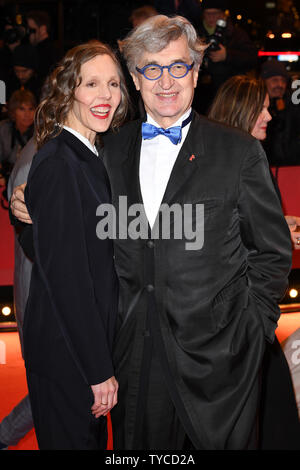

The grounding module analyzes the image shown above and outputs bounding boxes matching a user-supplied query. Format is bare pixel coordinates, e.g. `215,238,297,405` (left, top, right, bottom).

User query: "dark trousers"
132,350,258,450
113,335,258,450
26,371,107,450
131,347,193,450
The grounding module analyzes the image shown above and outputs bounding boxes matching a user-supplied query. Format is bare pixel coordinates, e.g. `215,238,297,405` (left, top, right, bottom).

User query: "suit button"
147,240,154,248
146,284,154,292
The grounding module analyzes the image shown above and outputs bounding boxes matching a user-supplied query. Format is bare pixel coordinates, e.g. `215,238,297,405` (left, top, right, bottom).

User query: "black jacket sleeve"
238,140,292,342
9,204,35,262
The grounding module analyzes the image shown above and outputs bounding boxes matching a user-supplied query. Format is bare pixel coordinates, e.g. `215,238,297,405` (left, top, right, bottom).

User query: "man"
26,10,57,82
11,16,292,450
262,60,289,101
260,60,300,166
195,0,257,113
6,44,41,101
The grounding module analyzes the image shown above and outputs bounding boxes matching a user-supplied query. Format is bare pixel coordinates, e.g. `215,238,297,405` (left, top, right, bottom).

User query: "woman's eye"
87,82,96,87
111,82,120,88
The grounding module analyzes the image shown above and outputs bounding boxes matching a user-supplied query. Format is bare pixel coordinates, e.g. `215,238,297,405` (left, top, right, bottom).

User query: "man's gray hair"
122,15,207,74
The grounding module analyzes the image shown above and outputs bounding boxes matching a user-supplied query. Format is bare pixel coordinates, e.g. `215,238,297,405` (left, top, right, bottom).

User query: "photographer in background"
26,10,57,83
0,17,24,86
0,17,26,121
195,0,257,113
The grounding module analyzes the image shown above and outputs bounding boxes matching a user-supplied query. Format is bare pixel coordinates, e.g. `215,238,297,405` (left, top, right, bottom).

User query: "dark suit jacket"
102,111,292,449
23,129,118,386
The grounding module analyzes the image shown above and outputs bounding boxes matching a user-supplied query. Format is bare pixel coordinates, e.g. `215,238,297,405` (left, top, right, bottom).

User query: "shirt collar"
146,108,192,129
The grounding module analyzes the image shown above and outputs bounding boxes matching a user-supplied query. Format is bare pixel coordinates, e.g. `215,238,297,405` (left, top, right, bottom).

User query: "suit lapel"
120,120,151,235
121,120,143,206
160,112,205,206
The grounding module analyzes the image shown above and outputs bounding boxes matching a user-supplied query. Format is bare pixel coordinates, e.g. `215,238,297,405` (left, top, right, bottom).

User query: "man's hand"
209,43,227,62
91,376,119,418
285,215,300,250
10,183,32,224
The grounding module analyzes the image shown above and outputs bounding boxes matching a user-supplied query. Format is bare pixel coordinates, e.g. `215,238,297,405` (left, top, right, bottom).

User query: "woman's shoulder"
0,119,12,134
29,132,78,177
34,130,82,163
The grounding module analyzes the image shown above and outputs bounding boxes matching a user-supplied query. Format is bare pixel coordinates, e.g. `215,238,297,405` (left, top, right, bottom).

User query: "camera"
2,15,28,45
207,19,227,51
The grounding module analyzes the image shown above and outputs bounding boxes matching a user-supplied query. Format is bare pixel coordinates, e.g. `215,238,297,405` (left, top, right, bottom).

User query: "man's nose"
158,68,174,89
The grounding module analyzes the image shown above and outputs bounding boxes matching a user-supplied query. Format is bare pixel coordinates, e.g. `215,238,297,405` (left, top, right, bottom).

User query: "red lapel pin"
189,154,195,161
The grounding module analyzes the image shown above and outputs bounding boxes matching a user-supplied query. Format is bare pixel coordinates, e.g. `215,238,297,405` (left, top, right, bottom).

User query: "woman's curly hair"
35,40,129,149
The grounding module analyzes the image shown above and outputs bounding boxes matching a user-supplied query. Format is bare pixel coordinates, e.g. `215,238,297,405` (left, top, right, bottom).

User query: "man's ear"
193,64,200,88
130,72,141,91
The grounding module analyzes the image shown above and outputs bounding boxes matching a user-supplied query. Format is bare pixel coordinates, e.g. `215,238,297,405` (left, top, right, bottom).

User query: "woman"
209,75,300,250
0,89,36,190
22,41,129,450
208,75,300,449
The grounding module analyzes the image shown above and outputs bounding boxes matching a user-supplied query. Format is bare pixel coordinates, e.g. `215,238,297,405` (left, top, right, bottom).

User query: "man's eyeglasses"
28,28,37,34
136,62,194,80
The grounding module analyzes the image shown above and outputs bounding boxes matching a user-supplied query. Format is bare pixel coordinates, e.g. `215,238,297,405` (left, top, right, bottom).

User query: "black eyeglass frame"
135,61,195,80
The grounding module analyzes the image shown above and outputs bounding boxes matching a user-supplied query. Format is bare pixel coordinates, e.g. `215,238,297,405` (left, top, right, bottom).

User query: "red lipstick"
90,104,111,119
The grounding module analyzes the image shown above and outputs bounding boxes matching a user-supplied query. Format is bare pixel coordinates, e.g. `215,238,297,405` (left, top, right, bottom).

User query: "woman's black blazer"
23,129,118,386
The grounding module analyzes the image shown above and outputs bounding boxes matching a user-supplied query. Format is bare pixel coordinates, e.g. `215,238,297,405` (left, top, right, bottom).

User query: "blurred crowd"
0,0,300,193
0,10,57,196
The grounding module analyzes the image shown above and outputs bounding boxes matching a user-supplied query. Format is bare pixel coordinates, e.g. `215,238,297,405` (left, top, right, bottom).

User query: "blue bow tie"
142,112,193,145
142,123,181,144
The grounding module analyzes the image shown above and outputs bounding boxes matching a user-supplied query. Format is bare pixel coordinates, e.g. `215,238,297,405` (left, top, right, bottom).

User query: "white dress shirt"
139,108,192,228
63,126,99,156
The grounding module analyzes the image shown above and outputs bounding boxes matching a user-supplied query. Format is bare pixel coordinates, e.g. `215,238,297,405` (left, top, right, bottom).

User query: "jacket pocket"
211,276,249,332
184,197,224,230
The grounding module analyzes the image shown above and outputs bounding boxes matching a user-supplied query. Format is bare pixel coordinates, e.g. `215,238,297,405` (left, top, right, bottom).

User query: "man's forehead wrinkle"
142,58,187,66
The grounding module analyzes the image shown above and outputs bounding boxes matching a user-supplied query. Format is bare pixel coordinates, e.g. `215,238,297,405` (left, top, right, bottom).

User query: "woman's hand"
10,183,33,224
91,376,119,418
